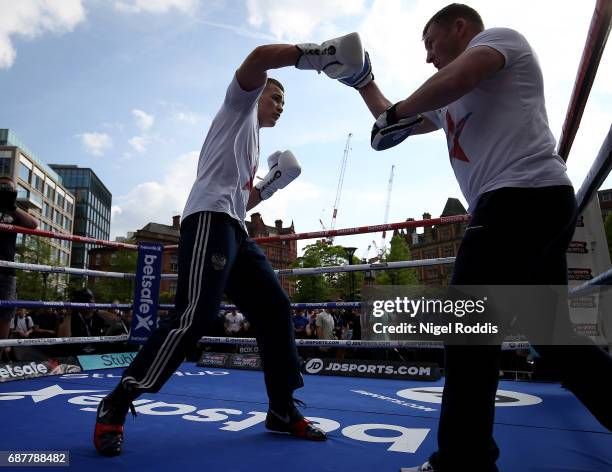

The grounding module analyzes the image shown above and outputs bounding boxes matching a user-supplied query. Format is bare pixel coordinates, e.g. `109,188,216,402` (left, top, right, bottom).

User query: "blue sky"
1,0,610,258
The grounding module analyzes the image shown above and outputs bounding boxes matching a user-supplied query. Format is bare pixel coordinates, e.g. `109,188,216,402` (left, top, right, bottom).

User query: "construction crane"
327,133,352,243
361,239,380,261
380,165,395,252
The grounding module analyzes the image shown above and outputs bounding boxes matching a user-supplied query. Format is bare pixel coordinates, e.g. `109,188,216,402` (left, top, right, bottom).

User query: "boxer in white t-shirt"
340,4,612,471
94,33,368,457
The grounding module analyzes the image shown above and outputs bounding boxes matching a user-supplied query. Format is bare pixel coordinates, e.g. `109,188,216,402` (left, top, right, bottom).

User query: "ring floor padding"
1,363,610,471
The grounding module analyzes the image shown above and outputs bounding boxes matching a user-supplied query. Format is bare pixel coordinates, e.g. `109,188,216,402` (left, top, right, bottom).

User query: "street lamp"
343,247,357,300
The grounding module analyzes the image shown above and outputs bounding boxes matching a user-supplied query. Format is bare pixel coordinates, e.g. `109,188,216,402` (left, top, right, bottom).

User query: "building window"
425,250,437,259
32,172,44,192
95,253,101,266
44,182,54,201
443,245,454,257
55,192,65,209
19,162,31,184
0,157,10,176
170,254,178,272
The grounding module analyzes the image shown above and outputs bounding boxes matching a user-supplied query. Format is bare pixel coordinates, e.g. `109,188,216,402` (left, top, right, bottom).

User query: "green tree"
291,241,364,302
605,213,612,261
90,250,137,302
376,233,418,285
158,291,175,305
15,236,64,301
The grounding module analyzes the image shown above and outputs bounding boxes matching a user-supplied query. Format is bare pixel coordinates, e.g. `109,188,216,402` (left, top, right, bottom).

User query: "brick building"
89,213,297,299
598,188,612,221
245,213,297,297
89,216,180,296
399,198,469,285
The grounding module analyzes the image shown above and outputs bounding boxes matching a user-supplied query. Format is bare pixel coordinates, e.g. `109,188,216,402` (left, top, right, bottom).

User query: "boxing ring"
1,365,611,471
1,1,611,471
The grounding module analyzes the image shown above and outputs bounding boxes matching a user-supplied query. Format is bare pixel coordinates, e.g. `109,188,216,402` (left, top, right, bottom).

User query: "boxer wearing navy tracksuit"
340,3,612,471
93,33,369,456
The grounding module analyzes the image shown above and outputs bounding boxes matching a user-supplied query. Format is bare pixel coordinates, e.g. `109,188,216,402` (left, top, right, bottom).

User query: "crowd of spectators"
0,288,138,362
291,308,361,342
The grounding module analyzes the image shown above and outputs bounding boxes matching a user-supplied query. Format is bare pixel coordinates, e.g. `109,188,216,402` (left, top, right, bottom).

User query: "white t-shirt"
10,315,33,334
182,75,264,231
316,310,335,340
423,27,571,212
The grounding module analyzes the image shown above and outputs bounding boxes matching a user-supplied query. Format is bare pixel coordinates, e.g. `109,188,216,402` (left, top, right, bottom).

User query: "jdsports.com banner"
303,358,440,381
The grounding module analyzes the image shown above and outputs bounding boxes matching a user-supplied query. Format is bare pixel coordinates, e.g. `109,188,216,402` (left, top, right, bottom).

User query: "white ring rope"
0,334,530,350
0,257,456,280
0,335,129,348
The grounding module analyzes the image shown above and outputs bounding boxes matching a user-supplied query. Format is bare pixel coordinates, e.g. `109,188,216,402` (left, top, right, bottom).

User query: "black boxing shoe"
93,392,136,457
265,398,327,441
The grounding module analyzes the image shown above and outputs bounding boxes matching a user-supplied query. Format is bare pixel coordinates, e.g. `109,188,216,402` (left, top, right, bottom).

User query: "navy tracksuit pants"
431,186,612,471
121,211,303,404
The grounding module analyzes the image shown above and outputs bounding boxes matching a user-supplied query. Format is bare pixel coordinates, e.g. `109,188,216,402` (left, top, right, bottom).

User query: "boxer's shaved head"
423,3,484,39
266,77,284,92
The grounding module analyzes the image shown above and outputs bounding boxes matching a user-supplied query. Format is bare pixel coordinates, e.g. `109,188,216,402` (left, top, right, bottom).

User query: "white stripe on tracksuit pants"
120,211,303,402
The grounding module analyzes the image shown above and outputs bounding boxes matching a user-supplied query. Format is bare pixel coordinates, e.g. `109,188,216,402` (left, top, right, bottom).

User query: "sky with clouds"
0,0,610,259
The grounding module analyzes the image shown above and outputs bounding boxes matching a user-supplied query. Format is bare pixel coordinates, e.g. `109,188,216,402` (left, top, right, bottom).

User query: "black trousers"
431,186,612,471
121,211,303,404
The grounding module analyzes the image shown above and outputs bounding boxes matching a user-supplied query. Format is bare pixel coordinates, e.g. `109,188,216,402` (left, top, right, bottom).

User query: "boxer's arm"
246,188,262,211
237,33,365,92
394,45,504,119
359,79,437,135
358,80,392,118
15,208,37,229
236,45,301,92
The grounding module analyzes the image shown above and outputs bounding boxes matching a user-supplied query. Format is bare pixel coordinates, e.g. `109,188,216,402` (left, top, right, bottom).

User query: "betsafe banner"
130,243,164,344
0,358,81,383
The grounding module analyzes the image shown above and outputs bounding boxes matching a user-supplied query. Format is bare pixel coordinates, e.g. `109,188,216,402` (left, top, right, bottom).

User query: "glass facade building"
49,165,112,269
0,129,74,267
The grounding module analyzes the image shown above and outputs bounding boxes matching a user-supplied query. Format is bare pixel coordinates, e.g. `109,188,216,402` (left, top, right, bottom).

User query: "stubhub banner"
130,243,164,344
78,352,138,371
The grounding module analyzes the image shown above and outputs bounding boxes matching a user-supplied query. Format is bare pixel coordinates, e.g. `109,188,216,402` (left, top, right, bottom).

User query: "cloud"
0,0,86,69
79,132,112,156
192,18,277,41
173,110,208,126
111,151,198,238
128,135,148,153
114,0,197,14
132,109,154,131
246,0,366,41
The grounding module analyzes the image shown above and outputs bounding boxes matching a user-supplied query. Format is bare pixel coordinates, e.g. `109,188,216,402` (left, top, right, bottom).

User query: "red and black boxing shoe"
93,394,136,457
265,398,327,441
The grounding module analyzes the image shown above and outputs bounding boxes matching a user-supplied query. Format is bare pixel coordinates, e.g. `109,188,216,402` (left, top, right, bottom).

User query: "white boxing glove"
296,32,364,79
255,150,302,200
